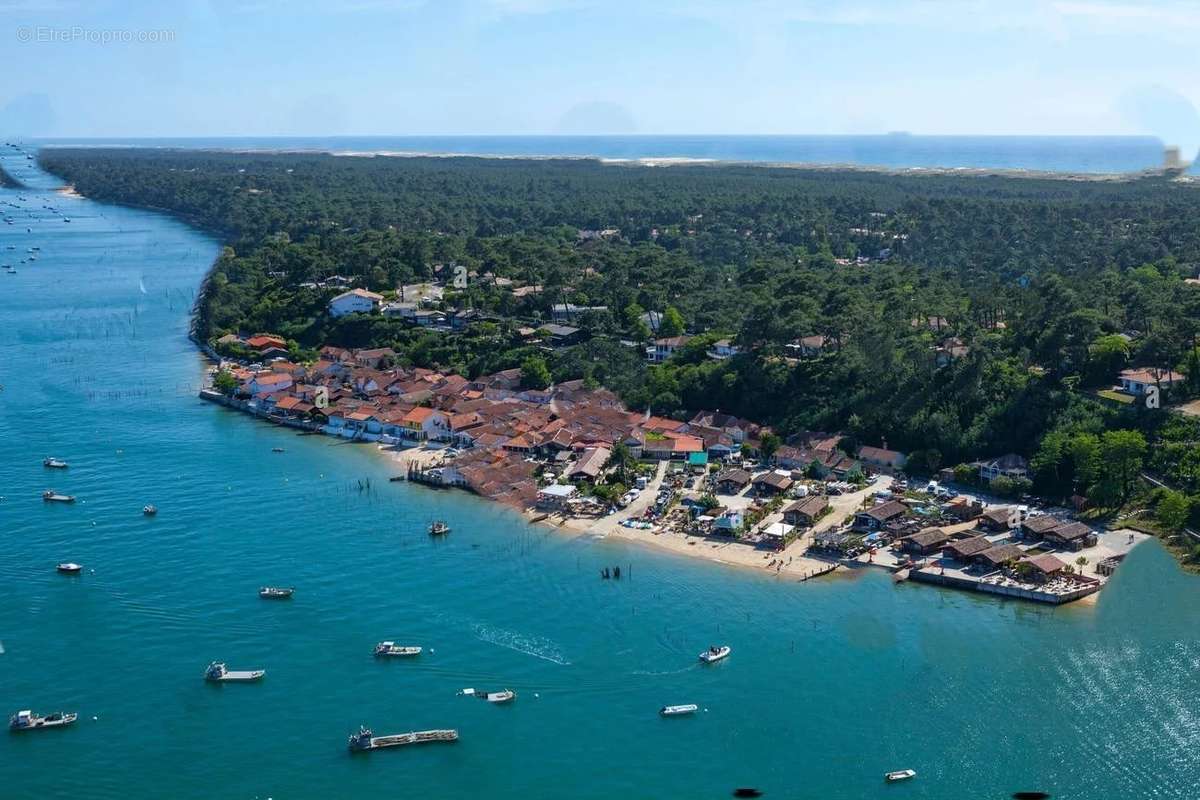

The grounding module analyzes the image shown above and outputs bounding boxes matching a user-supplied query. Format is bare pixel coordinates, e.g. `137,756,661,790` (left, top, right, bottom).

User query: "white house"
707,339,742,360
648,335,692,363
536,483,579,510
329,288,383,318
244,371,293,396
979,453,1029,482
1119,367,1184,396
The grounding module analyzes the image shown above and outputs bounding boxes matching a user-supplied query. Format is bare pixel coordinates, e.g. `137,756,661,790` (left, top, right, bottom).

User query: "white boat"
56,562,83,574
349,726,458,751
204,661,265,682
374,641,422,657
699,645,731,663
143,504,157,516
660,704,698,716
884,769,916,782
481,689,515,704
42,490,75,503
43,457,69,469
259,586,294,598
9,710,78,731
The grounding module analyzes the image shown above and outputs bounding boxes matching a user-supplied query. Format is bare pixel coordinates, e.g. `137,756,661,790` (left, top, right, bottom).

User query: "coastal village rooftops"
975,543,1024,568
1021,553,1068,575
1044,521,1094,542
783,495,829,520
905,527,951,550
863,499,907,522
982,506,1016,526
1119,367,1184,384
716,468,752,488
943,535,992,560
753,471,793,491
246,334,286,350
402,406,436,424
1022,515,1063,535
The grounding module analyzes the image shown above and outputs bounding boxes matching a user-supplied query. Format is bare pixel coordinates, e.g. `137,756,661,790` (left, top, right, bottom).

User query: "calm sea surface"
1,147,1199,799
33,134,1193,174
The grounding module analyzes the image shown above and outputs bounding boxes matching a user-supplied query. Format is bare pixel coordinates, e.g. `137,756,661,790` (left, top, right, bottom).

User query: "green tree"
1099,429,1147,503
213,369,238,395
760,432,782,461
520,355,552,390
1157,490,1190,533
658,306,685,337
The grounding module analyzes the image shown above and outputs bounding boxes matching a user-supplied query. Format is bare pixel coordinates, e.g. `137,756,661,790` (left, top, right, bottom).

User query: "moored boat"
42,490,75,503
9,710,78,731
428,520,450,536
660,704,698,716
259,586,294,599
884,769,916,782
143,504,157,516
699,645,731,663
56,562,83,574
481,689,515,704
43,457,69,469
374,641,422,657
348,726,458,751
204,661,265,682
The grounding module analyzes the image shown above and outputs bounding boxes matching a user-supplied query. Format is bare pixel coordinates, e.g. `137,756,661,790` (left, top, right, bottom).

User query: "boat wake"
473,624,570,666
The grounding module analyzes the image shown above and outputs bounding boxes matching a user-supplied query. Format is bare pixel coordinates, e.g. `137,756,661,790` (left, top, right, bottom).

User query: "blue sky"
1,0,1197,149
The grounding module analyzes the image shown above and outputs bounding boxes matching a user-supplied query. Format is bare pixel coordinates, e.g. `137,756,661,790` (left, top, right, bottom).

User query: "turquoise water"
2,148,1200,799
34,134,1188,174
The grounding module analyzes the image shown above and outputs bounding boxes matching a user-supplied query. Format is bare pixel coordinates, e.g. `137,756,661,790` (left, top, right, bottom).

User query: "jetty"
348,726,458,751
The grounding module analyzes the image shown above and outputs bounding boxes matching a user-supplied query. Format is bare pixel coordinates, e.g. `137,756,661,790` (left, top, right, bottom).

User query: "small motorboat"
660,704,698,716
142,505,157,516
428,520,450,536
56,562,83,574
699,645,731,663
348,726,458,751
259,586,294,599
42,490,75,503
43,457,68,469
885,769,916,783
9,710,78,731
204,661,265,682
271,447,285,453
481,690,515,704
374,641,422,657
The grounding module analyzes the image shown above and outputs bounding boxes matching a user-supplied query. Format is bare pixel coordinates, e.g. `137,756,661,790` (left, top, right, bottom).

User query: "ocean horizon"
25,134,1193,175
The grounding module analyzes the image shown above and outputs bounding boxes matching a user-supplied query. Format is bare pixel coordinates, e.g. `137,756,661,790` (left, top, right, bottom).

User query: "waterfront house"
245,371,293,396
1020,515,1063,540
536,483,579,510
782,496,829,527
752,470,794,497
853,499,907,531
972,543,1024,571
401,406,450,441
1041,521,1097,551
715,468,752,494
978,453,1029,482
567,446,611,482
901,527,951,555
329,288,384,317
761,521,795,548
980,505,1020,532
1017,553,1068,582
713,507,745,534
246,333,286,351
1118,367,1184,397
942,535,993,562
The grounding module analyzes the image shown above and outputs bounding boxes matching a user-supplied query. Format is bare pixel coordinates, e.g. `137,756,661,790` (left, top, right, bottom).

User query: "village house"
752,470,794,497
853,499,907,531
567,446,611,483
536,483,578,510
1018,553,1068,583
1021,515,1064,540
329,288,383,317
942,535,993,562
707,339,742,360
901,527,952,555
782,496,829,527
712,507,745,534
551,303,609,323
1118,367,1185,397
401,406,450,441
244,371,293,396
245,333,287,352
541,323,583,347
649,335,692,363
972,543,1024,571
979,505,1020,532
715,468,752,494
1041,521,1098,551
857,444,907,473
